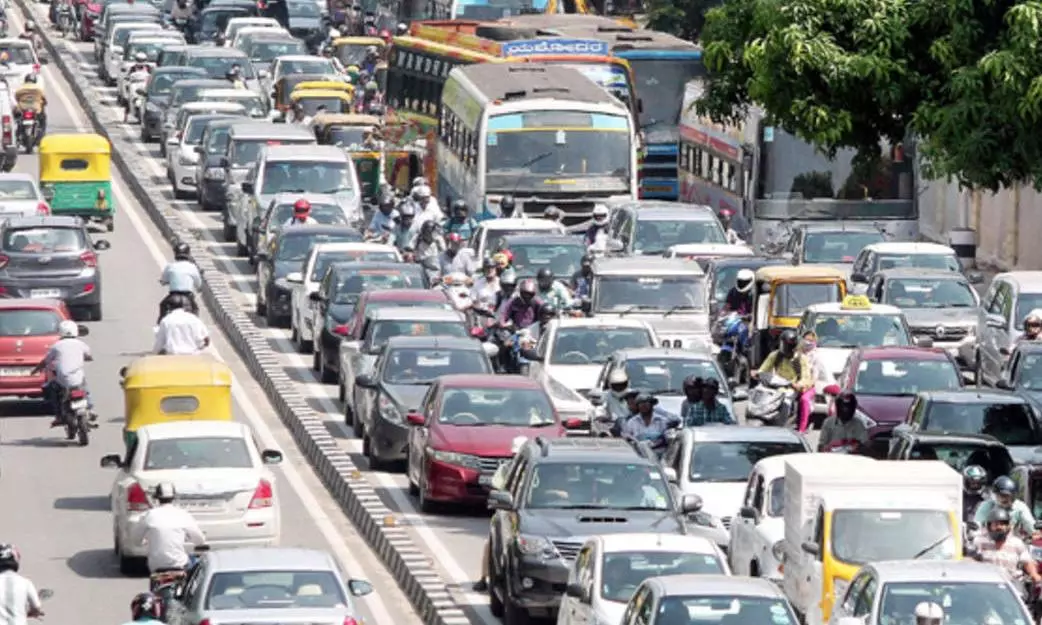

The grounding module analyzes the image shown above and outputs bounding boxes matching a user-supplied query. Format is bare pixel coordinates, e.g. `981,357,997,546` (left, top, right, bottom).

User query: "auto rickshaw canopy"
39,134,112,182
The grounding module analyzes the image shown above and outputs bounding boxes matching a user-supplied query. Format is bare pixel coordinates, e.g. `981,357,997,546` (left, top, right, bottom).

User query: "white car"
167,112,244,200
557,533,730,625
470,217,567,260
196,87,269,118
287,241,401,351
666,242,755,263
223,17,282,46
849,241,963,294
0,173,48,218
99,420,284,575
115,33,186,103
103,23,164,86
267,55,343,93
231,25,291,52
0,39,41,92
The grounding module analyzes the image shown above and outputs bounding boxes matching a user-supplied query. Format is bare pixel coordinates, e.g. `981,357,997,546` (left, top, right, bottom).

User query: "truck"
783,457,962,625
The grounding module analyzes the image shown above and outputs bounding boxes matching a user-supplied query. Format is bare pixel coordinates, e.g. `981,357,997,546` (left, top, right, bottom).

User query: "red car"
405,375,579,511
825,346,963,455
0,299,75,399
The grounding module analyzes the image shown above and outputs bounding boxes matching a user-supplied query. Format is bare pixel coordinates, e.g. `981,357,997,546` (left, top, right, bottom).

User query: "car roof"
263,145,346,161
181,101,245,111
205,548,337,572
873,269,969,281
312,242,395,254
614,347,712,361
595,533,720,554
363,289,447,302
799,223,884,234
856,346,952,361
0,298,64,311
171,78,229,88
686,426,809,444
275,225,358,238
920,389,1028,403
331,260,412,274
439,374,542,389
706,257,788,271
868,560,1012,582
186,47,249,58
613,200,712,212
553,317,653,329
200,117,244,132
276,55,331,62
4,216,84,228
863,242,956,254
198,88,261,98
384,335,479,349
593,256,705,275
0,172,36,183
498,234,583,246
370,307,463,321
139,420,249,439
269,192,339,204
806,301,904,315
154,66,207,75
650,575,785,598
633,206,717,221
997,271,1042,291
528,437,649,462
1013,341,1042,355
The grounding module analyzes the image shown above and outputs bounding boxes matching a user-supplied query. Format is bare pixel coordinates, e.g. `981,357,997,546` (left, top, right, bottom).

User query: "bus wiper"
664,305,697,317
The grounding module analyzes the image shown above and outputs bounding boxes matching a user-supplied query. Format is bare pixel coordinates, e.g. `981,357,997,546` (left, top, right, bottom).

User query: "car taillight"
22,111,33,120
80,250,97,268
36,202,49,216
0,254,10,270
333,324,349,336
198,620,211,625
248,479,273,509
32,64,40,74
127,482,151,512
2,115,12,144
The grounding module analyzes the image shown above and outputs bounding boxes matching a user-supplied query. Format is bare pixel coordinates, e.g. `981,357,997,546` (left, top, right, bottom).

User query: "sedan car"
196,87,269,118
138,67,208,142
0,298,78,400
241,33,307,73
406,374,568,511
165,547,373,625
166,112,244,199
267,54,342,92
254,225,361,327
0,216,111,321
618,575,799,625
780,223,885,271
183,47,261,92
160,78,231,152
248,193,352,264
354,335,494,469
98,421,284,575
497,234,585,281
0,173,49,218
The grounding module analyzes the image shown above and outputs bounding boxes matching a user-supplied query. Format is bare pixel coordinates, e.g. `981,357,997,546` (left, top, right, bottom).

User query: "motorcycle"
157,291,199,323
126,69,151,119
57,4,74,37
713,312,750,384
59,386,91,446
151,545,209,622
18,109,40,153
440,272,473,313
745,372,796,426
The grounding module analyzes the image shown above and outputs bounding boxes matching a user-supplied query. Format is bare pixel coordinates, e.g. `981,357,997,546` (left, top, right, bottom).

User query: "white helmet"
58,320,78,339
735,268,755,293
592,204,609,224
414,185,432,199
134,52,147,63
328,27,341,38
914,602,943,625
411,176,427,188
608,369,628,386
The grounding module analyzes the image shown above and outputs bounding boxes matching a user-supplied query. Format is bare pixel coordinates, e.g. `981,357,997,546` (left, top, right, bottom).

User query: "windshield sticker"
487,133,498,147
764,126,775,142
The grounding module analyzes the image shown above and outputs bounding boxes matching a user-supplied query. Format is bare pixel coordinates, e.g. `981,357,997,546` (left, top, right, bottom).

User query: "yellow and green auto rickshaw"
750,265,848,366
38,133,115,232
117,354,233,451
272,73,339,113
289,88,353,116
331,36,385,67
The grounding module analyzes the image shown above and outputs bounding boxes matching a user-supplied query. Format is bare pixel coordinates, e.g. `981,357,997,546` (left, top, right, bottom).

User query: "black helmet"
173,241,190,260
682,375,702,390
451,199,467,213
420,220,438,235
994,475,1017,496
131,593,162,621
634,391,657,406
500,269,518,287
379,193,395,211
580,253,594,267
963,465,987,495
481,256,496,271
0,544,19,572
539,303,556,319
500,195,515,214
543,205,562,220
987,506,1012,525
226,66,240,79
536,267,554,288
834,390,858,415
779,330,798,354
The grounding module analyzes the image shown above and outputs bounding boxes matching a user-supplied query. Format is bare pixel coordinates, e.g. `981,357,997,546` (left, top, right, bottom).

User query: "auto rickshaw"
118,354,233,451
272,72,340,113
331,36,385,67
750,265,848,366
38,134,115,232
290,80,355,99
289,88,353,116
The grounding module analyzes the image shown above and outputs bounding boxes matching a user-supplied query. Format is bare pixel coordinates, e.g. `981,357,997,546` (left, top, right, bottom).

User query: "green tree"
696,0,1042,191
644,0,718,42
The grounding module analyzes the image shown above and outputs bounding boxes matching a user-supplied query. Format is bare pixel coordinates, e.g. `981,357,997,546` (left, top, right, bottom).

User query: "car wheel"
299,336,313,354
344,401,353,426
255,294,267,317
235,238,247,257
338,380,346,404
264,301,278,327
291,324,299,345
312,348,321,372
418,480,437,514
503,592,528,625
222,213,235,242
364,433,385,470
488,547,504,617
173,186,189,201
88,304,102,321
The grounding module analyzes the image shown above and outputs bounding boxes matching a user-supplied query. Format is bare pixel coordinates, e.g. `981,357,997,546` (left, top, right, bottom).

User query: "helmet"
500,269,518,287
131,593,162,621
0,544,20,572
58,320,78,339
134,52,147,63
987,505,1012,525
419,220,438,236
779,329,798,354
963,465,987,494
24,73,36,84
446,232,463,245
736,268,754,293
293,198,311,214
1026,310,1042,327
451,199,467,213
25,21,34,31
993,475,1016,496
519,278,537,296
347,65,360,76
414,185,432,200
592,204,609,222
492,252,509,269
154,482,176,503
395,22,408,35
580,252,594,267
173,241,191,260
366,45,378,55
683,374,702,390
608,369,628,386
500,195,516,213
535,268,553,288
634,391,657,406
481,257,497,271
328,27,342,38
398,202,416,218
914,602,943,625
539,303,557,319
543,205,562,220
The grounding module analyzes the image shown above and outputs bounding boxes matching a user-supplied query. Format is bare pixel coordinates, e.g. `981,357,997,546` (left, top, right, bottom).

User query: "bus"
677,80,919,250
444,0,638,22
489,15,706,200
437,63,637,224
410,20,640,120
384,36,505,195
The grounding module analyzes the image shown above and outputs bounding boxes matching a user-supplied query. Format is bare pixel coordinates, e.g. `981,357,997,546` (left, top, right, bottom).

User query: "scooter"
745,372,796,426
713,312,750,384
126,70,150,119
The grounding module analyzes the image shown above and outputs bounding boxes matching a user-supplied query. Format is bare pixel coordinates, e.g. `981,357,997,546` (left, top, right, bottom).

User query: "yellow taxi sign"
841,295,872,310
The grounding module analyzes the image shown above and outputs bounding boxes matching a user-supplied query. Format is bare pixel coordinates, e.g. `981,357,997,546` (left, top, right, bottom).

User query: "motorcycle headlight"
515,535,557,558
378,395,403,424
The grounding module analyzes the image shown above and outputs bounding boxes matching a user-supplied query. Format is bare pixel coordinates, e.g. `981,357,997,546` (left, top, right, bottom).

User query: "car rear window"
925,402,1038,446
143,436,253,470
205,570,346,610
3,227,85,253
0,309,61,336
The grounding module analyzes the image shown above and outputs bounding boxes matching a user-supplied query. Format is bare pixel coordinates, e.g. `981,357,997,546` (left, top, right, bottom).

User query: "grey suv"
486,437,703,623
967,271,1042,385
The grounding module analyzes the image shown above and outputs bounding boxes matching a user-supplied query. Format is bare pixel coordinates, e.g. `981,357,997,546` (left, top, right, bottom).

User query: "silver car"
166,547,373,625
968,271,1042,385
617,575,799,625
0,173,47,219
167,113,244,200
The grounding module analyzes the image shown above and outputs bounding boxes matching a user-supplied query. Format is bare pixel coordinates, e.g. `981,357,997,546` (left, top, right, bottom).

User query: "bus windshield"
450,0,538,19
755,128,916,220
485,111,631,193
625,57,705,143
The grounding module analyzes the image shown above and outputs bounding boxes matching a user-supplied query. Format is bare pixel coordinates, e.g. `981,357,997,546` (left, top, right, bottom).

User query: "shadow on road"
54,495,111,512
66,549,124,579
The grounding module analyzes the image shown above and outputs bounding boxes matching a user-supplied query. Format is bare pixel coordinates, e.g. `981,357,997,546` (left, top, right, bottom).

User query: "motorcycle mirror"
77,324,89,337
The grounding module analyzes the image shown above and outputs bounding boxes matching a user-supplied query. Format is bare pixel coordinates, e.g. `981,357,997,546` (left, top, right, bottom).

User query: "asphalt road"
0,7,421,624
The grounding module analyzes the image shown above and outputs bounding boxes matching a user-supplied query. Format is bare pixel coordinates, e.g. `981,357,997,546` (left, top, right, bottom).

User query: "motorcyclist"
120,593,163,625
570,253,594,299
284,198,317,225
130,483,207,575
535,268,573,310
225,65,247,89
414,220,445,263
527,303,556,341
817,390,869,452
412,184,443,224
963,464,988,523
543,205,563,223
721,268,754,316
154,294,210,355
443,199,478,240
584,204,610,251
799,330,833,433
357,80,382,115
754,329,812,391
970,506,1042,584
495,269,518,317
719,208,745,244
32,320,95,428
365,193,398,241
361,45,379,74
394,202,417,249
499,194,517,218
169,0,194,24
684,377,735,426
439,232,477,277
14,74,46,136
621,392,678,450
499,278,542,329
1024,311,1042,341
914,602,944,625
0,544,43,623
127,51,151,76
124,53,152,121
471,257,500,311
976,475,1037,538
159,241,201,307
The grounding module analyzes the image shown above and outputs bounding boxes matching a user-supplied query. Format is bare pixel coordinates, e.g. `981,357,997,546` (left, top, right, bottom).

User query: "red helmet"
718,208,735,218
293,199,311,214
447,232,463,244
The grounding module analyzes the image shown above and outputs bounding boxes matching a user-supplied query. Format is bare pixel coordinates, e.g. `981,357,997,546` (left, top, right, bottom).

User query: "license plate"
30,289,61,298
478,474,493,486
179,500,220,510
69,399,88,411
0,367,32,376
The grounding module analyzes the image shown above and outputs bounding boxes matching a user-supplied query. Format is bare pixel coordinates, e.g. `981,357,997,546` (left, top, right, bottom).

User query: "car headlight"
854,409,877,428
178,154,197,166
428,448,482,469
515,535,557,558
545,375,583,404
771,540,785,562
378,395,403,424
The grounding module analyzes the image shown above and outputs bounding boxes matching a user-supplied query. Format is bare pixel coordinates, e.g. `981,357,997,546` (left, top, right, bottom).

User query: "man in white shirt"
129,483,207,574
0,544,42,625
411,184,443,225
154,298,210,355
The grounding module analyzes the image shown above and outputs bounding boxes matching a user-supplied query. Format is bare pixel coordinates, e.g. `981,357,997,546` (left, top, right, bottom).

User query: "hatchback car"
138,67,208,142
167,113,244,200
0,298,78,400
0,173,49,219
192,117,244,210
0,217,111,320
163,100,247,156
617,575,799,625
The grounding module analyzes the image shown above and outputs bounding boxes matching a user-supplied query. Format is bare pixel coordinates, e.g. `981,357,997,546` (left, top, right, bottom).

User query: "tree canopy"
691,0,1042,191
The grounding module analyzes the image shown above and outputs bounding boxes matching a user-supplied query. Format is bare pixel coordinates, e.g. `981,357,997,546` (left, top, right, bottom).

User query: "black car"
254,225,361,326
193,117,242,211
703,256,787,318
311,261,429,381
887,431,1016,479
354,336,494,469
497,234,585,282
286,0,324,51
139,66,207,142
486,437,703,623
0,217,111,321
192,1,257,43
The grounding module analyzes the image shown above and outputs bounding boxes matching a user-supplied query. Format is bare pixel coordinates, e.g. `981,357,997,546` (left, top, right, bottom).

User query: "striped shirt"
0,571,41,625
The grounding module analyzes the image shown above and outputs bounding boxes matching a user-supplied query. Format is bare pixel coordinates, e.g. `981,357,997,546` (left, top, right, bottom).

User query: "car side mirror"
219,156,229,168
194,145,205,155
119,365,128,378
487,489,514,511
241,181,254,194
355,374,375,388
285,272,303,284
967,271,985,285
94,239,111,251
100,454,122,468
986,314,1005,329
916,337,934,348
347,579,373,596
38,589,53,600
680,493,703,514
606,239,624,253
519,348,542,362
309,291,324,302
739,505,757,520
996,378,1014,390
260,449,283,464
850,272,866,283
406,411,424,426
565,582,590,604
801,540,820,556
77,324,89,337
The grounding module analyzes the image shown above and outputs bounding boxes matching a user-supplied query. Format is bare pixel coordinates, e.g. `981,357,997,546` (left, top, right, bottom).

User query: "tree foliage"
696,0,1042,190
645,0,718,42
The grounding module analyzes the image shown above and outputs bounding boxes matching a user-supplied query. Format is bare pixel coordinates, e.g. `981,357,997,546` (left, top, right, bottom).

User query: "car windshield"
334,268,426,304
248,39,306,62
879,582,1027,625
853,358,961,395
767,477,784,517
806,313,911,348
275,233,359,262
877,253,960,273
923,401,1037,446
772,283,843,317
126,41,168,61
268,203,345,227
549,327,652,365
287,0,320,15
525,462,670,510
171,84,222,107
1017,354,1042,390
261,161,355,196
0,44,35,65
0,179,38,200
382,348,490,384
599,551,725,604
188,54,255,78
832,509,955,564
205,570,347,610
186,117,224,143
361,300,451,319
634,218,726,255
1015,295,1042,330
366,320,465,350
485,228,564,253
506,242,584,280
594,275,706,313
689,441,807,482
143,436,253,470
3,227,85,253
438,388,555,426
200,10,250,35
310,251,398,281
149,72,199,95
0,309,61,336
279,59,335,76
803,232,883,263
885,278,977,308
230,140,309,167
623,358,724,395
656,595,798,625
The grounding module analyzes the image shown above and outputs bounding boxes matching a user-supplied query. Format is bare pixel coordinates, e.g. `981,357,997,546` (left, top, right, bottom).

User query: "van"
970,271,1042,386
